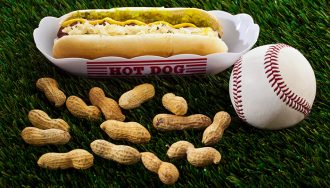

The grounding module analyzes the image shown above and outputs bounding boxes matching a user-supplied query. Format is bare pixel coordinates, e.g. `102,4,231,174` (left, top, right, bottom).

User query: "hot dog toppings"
61,18,198,28
58,22,218,38
53,8,228,59
57,8,224,38
66,9,222,34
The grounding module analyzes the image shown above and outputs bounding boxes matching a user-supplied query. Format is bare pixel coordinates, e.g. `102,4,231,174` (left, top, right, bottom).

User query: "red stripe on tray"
86,61,207,66
86,58,207,64
89,73,205,78
89,75,147,78
185,72,206,74
87,69,108,73
185,69,206,73
87,67,107,69
186,63,207,67
87,71,108,74
88,74,108,76
186,67,207,70
87,70,207,77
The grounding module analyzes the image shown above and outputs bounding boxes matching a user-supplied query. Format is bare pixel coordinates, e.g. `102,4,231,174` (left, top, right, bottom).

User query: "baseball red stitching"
264,44,311,116
232,57,246,121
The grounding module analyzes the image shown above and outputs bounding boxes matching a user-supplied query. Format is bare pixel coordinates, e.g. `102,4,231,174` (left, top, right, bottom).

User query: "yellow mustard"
61,17,197,28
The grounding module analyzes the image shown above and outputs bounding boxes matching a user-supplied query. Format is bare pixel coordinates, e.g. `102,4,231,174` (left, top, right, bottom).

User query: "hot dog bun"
53,34,228,59
53,7,228,59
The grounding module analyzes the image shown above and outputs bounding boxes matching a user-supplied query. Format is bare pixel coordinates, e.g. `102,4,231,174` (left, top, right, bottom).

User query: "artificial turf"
0,0,329,187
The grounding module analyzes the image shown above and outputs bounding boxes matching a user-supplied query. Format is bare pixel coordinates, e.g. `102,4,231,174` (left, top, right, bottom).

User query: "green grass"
0,0,329,187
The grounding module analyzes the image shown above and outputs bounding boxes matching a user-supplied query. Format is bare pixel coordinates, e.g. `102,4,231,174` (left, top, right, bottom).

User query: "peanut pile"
21,77,232,185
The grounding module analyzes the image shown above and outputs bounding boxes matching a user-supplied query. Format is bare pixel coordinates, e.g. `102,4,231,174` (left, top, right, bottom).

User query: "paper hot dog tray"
33,9,259,77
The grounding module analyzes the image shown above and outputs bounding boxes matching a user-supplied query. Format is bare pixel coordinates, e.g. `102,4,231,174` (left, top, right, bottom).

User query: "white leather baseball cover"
229,44,316,129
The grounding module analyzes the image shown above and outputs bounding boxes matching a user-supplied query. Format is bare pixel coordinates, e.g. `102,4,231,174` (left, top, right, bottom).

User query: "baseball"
229,44,316,130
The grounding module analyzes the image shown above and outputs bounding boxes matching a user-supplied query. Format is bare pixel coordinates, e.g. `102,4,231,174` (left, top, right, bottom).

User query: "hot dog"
53,7,228,59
